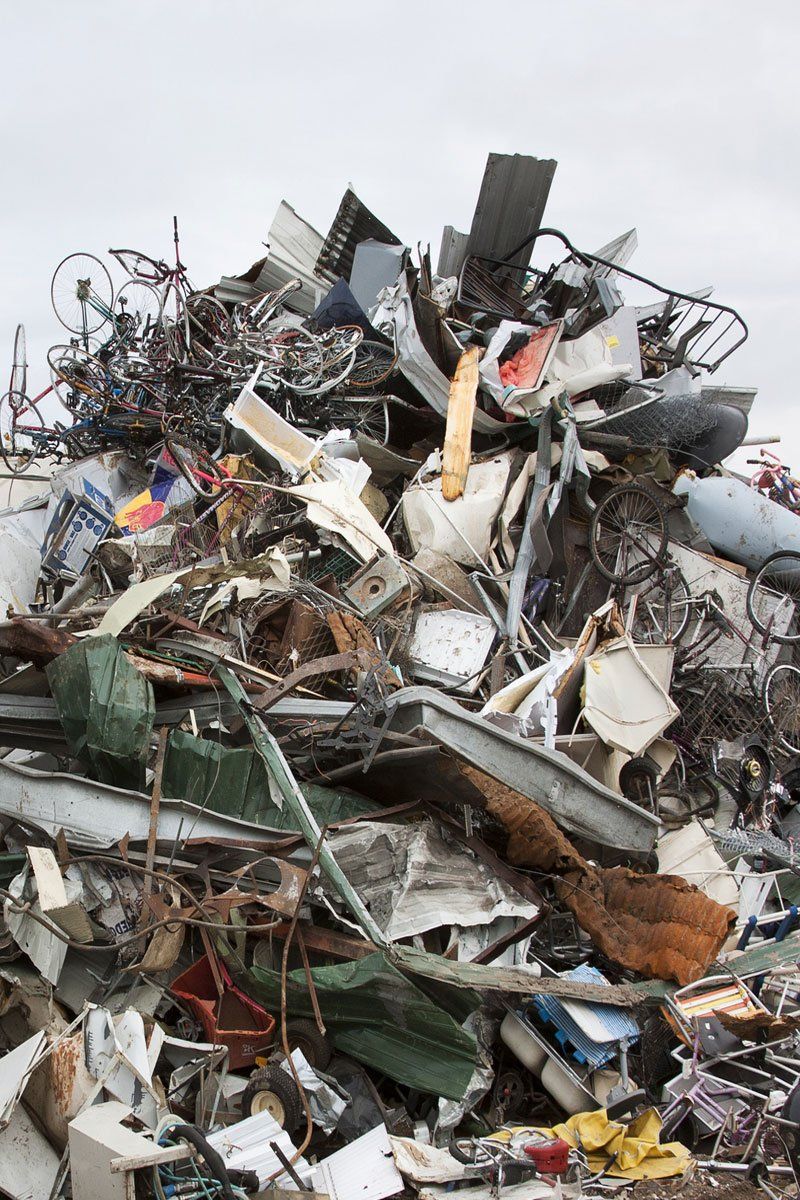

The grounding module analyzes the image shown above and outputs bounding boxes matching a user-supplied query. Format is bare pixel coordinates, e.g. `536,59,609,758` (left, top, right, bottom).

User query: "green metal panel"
162,727,382,829
236,951,478,1100
46,634,154,791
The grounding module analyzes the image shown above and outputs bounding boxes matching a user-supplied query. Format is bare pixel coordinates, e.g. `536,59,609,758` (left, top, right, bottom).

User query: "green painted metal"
46,634,154,790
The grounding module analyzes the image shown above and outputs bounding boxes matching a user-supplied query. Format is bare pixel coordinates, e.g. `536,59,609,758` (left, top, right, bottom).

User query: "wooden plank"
110,1144,192,1173
442,346,482,501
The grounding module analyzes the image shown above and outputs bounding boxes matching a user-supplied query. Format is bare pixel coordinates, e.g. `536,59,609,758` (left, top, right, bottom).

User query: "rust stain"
49,1033,83,1116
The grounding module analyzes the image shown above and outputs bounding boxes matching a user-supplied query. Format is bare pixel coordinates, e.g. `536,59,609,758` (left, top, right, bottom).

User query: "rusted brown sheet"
228,858,307,918
462,764,735,986
715,1010,800,1040
0,619,77,665
260,920,377,958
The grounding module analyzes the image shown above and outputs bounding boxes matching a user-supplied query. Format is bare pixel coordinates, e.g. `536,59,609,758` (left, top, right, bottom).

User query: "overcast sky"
2,1,798,471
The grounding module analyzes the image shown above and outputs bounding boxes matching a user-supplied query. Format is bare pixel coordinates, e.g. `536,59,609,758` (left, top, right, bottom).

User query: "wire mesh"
590,387,718,446
670,667,771,759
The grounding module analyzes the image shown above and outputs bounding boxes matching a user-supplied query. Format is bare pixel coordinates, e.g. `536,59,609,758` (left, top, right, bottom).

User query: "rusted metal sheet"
0,619,77,665
480,780,735,986
253,650,369,713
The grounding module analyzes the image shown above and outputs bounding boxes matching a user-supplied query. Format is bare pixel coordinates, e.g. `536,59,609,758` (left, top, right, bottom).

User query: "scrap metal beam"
382,686,659,857
0,758,296,852
215,664,386,947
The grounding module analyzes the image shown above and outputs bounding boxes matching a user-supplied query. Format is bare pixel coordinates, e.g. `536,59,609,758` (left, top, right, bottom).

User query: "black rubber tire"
589,483,668,585
618,756,659,805
448,1138,485,1166
241,1065,304,1132
165,1125,237,1200
285,1018,332,1072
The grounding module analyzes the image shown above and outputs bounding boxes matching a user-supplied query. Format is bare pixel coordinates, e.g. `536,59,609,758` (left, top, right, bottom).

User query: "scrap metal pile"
1,152,800,1200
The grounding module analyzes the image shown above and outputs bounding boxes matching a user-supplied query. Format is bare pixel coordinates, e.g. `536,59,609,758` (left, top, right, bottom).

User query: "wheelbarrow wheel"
285,1018,332,1071
241,1065,304,1132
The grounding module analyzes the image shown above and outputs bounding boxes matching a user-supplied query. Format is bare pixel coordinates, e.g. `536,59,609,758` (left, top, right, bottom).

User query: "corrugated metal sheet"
700,384,758,415
465,152,557,269
392,945,641,1005
236,950,478,1099
312,1125,403,1200
316,188,402,286
215,200,327,315
327,820,537,940
437,225,469,278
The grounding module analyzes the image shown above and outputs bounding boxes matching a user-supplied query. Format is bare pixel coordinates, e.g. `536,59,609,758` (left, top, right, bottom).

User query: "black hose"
166,1124,238,1200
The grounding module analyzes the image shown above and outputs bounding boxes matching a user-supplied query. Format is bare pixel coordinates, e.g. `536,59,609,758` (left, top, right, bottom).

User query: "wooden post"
442,345,482,501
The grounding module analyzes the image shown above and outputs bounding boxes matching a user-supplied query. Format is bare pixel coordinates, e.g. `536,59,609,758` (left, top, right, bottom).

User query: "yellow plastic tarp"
495,1108,690,1180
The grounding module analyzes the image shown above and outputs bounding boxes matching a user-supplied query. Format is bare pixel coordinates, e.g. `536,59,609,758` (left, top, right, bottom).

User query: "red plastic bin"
171,953,276,1070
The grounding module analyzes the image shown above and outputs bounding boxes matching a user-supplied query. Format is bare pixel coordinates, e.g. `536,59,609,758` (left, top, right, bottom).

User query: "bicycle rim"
763,663,800,754
748,551,800,645
328,397,390,445
159,280,190,362
0,391,44,474
347,340,398,388
629,567,691,644
51,253,114,334
47,345,109,408
165,437,221,499
590,485,667,585
109,248,168,283
10,324,27,396
116,280,162,332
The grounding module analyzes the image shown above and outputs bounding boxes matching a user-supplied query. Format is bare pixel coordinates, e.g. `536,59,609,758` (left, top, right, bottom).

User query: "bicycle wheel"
186,295,231,363
9,324,27,396
265,328,326,392
159,280,190,363
164,436,223,500
327,397,390,445
108,247,169,283
0,391,45,473
589,483,668,585
116,280,162,332
346,340,398,388
47,345,110,408
763,663,800,754
51,253,114,335
244,278,303,329
629,565,692,644
747,551,800,645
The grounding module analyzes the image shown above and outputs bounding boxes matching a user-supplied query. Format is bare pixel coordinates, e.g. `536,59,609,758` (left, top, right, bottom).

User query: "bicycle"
691,590,798,746
589,481,668,586
749,449,800,512
110,217,215,363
